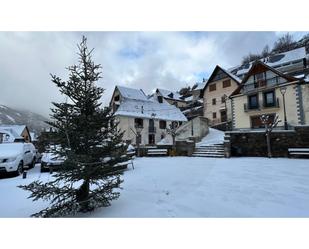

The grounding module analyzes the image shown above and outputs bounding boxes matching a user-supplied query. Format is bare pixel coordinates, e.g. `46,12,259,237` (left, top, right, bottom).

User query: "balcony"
244,103,259,112
243,76,287,93
244,98,280,112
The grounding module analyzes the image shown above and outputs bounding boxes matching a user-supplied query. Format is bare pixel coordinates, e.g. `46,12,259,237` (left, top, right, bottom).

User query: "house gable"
230,61,300,97
202,65,241,94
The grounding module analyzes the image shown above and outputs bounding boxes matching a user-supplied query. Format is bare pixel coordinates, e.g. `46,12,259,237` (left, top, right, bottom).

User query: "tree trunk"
76,179,90,212
266,133,272,158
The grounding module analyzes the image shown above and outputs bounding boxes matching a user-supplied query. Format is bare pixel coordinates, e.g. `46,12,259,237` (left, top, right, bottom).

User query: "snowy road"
1,157,309,217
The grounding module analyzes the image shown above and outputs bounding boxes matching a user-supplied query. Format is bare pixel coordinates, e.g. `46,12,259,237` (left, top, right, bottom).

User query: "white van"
0,142,37,175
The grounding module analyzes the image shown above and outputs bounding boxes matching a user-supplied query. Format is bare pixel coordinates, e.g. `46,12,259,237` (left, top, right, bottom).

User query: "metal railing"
243,77,288,93
244,98,280,112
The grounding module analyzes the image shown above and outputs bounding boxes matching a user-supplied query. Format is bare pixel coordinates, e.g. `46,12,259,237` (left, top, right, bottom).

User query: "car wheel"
15,162,24,176
29,158,36,169
40,164,46,173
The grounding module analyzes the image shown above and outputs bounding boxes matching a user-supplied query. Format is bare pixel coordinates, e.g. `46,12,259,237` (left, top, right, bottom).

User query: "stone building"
202,65,241,127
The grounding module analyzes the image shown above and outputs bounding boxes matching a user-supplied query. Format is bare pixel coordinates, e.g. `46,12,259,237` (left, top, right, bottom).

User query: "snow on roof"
114,98,187,122
184,95,193,101
30,132,37,141
156,88,183,101
0,128,20,142
193,82,206,91
0,125,26,136
116,85,148,101
219,66,242,83
230,47,307,77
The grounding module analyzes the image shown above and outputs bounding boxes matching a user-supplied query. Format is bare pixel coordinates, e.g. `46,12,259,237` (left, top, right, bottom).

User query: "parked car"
40,145,65,172
0,142,37,176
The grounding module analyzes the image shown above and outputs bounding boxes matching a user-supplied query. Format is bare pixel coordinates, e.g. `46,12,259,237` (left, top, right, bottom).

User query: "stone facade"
203,66,240,126
226,126,309,157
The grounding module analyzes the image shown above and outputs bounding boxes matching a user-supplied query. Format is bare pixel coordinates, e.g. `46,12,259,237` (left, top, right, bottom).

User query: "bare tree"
272,33,295,53
261,45,270,57
241,53,262,64
166,121,179,151
260,115,281,158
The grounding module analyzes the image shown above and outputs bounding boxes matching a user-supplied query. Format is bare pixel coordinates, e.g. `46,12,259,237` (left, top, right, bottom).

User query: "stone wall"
226,126,309,157
176,116,209,142
136,140,195,157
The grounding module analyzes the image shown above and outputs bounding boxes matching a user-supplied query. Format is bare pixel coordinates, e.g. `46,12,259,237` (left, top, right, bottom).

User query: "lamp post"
280,86,288,130
222,94,228,131
135,126,143,157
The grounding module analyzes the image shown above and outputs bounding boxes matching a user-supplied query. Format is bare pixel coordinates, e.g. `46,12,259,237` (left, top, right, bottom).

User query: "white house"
110,85,188,145
0,125,31,142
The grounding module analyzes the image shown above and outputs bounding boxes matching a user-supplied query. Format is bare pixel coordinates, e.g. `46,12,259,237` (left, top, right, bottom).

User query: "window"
157,95,163,103
159,120,166,129
114,95,120,101
222,79,231,88
221,96,226,103
248,94,259,109
255,72,265,81
134,118,143,128
213,112,217,119
263,91,275,107
209,84,216,92
212,98,216,105
251,114,275,129
254,72,266,88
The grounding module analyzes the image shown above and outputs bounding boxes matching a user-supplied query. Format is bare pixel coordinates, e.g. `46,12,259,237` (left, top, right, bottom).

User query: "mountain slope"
0,104,49,134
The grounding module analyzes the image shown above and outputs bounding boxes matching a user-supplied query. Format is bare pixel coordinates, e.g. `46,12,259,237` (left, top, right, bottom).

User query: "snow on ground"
196,128,225,146
1,157,309,217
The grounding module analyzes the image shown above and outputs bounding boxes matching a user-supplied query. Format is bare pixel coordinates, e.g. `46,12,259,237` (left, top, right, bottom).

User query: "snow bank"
157,137,172,145
196,128,224,146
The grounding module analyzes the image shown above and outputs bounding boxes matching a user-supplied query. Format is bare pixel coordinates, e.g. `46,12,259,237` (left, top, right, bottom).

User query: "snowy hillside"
196,128,225,146
0,104,49,134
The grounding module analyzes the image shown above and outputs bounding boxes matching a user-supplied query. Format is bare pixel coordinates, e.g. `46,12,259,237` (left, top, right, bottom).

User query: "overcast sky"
0,31,307,117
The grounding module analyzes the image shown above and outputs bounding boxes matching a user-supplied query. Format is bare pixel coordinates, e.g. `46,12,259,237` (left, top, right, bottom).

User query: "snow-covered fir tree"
19,36,127,217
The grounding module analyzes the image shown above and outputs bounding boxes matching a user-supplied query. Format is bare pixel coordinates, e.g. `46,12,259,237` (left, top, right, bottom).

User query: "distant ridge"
0,104,49,134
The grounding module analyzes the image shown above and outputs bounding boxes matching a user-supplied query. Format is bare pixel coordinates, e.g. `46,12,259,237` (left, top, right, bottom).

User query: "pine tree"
19,36,127,217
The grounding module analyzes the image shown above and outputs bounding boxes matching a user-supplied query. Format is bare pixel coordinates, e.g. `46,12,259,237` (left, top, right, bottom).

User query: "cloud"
0,31,306,116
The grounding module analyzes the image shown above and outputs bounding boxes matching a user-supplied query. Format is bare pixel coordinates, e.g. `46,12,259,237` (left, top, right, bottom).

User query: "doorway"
148,134,155,145
220,110,227,123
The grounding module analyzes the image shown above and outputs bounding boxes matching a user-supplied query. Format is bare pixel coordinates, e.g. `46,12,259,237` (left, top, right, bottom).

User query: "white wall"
116,115,179,145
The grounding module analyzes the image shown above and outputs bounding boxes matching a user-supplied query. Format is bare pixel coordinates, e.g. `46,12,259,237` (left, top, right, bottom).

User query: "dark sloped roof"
202,65,241,93
230,60,301,97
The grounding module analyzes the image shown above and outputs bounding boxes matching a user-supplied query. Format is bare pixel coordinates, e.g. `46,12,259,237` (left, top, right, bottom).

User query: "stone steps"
192,143,225,158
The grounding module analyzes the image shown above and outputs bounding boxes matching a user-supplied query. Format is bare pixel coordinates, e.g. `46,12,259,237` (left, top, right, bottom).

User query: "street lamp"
280,86,288,130
222,94,228,131
135,126,143,157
